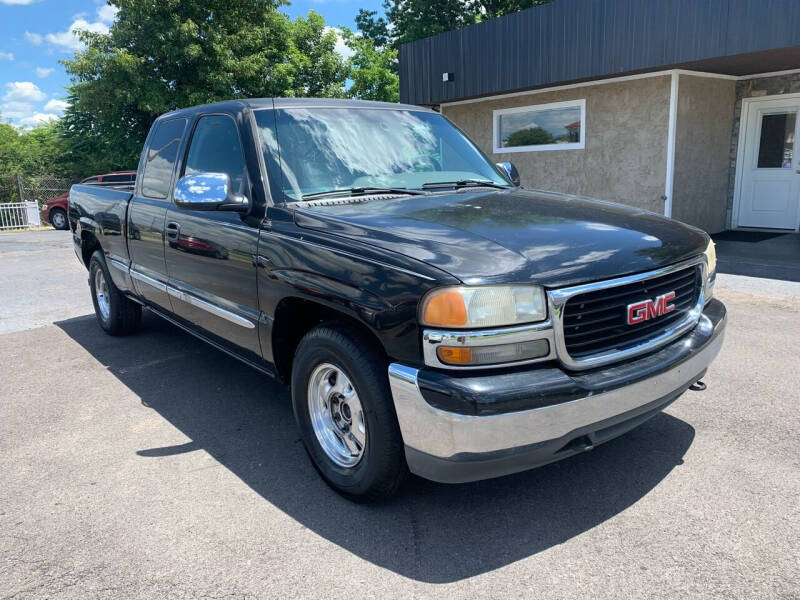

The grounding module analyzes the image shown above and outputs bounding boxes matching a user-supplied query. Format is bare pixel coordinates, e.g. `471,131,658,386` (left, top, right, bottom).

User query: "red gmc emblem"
627,291,676,325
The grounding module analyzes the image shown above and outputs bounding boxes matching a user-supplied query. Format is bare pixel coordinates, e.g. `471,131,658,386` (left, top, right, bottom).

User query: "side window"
141,118,187,199
184,115,246,192
83,176,100,184
103,174,131,183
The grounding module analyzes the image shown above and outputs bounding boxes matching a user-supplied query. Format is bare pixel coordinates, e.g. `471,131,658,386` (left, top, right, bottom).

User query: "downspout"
664,71,679,218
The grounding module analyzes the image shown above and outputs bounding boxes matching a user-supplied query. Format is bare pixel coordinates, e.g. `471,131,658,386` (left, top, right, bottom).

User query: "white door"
737,98,800,230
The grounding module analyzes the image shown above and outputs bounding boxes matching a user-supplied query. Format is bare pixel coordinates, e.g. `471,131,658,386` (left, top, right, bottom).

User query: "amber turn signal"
422,290,468,327
436,346,472,365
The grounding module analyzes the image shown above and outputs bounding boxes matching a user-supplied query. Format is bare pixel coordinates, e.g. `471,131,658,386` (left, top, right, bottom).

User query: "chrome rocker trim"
167,287,256,329
130,267,168,293
130,267,255,329
548,256,708,370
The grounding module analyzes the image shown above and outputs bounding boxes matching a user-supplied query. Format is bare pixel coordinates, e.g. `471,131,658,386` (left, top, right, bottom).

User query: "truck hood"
293,188,708,288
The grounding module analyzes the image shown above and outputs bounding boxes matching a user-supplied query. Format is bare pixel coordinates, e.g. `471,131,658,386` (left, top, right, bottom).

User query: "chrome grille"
559,264,702,362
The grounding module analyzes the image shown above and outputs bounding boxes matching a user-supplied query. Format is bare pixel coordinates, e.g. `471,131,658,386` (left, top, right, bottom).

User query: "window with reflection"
493,100,585,152
184,115,247,190
140,118,186,199
255,108,509,202
757,112,796,169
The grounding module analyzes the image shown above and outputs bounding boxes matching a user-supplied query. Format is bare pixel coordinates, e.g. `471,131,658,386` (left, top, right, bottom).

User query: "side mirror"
496,162,521,187
174,172,249,212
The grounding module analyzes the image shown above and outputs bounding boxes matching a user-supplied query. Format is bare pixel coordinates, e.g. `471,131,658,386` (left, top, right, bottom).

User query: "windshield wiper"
421,179,510,190
302,186,427,200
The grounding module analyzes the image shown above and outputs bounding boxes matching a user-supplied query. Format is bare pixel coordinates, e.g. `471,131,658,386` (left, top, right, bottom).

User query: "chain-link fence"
0,175,77,230
0,174,76,207
0,175,21,204
18,175,75,207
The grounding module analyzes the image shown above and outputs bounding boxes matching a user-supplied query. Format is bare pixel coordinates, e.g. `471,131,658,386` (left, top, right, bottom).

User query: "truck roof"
156,98,434,121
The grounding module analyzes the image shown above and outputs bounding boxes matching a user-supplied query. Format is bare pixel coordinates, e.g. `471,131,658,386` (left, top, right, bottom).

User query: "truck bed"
69,183,133,268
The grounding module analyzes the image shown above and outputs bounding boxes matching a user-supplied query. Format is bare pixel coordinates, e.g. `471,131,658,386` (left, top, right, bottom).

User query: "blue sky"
0,0,382,128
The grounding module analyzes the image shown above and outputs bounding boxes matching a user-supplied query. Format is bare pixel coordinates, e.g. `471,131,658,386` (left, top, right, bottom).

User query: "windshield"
255,107,510,203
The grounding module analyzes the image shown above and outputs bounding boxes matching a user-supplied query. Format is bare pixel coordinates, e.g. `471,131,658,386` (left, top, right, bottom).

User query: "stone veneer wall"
672,75,736,233
727,72,800,227
442,76,671,214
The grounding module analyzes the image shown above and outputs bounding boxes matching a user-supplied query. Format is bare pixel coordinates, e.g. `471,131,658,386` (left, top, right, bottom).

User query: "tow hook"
689,380,707,392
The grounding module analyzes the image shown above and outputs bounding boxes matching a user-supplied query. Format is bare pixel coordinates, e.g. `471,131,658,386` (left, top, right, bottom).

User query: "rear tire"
49,208,68,230
88,250,141,336
291,323,407,502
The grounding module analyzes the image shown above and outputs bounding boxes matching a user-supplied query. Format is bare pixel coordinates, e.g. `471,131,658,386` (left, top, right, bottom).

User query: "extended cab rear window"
140,118,187,199
103,174,135,183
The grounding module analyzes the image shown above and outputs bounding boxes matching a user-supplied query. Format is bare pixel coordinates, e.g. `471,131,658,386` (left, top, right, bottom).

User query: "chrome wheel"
51,210,66,229
94,268,111,321
307,363,366,468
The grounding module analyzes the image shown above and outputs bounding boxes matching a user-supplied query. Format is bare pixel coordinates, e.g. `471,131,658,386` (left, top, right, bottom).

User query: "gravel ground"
1,230,798,599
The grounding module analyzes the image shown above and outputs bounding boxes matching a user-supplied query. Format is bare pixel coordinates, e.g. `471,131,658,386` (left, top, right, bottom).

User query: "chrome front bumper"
388,300,726,483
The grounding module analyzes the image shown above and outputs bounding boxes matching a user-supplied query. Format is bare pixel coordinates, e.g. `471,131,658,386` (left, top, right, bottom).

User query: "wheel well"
271,297,386,383
81,231,100,269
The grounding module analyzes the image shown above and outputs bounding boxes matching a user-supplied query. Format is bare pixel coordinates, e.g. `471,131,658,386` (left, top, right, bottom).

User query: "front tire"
291,324,407,502
49,208,68,230
88,250,141,336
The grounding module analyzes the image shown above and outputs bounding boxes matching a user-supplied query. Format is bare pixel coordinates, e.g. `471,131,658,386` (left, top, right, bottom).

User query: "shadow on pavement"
57,312,695,583
712,231,800,282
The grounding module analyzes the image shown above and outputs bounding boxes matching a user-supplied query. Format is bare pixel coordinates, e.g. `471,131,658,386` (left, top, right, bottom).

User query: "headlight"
703,238,716,301
41,204,48,210
703,238,716,278
420,285,547,329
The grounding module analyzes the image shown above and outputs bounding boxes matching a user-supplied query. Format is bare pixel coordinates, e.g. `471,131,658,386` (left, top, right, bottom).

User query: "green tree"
354,10,390,48
61,1,348,173
505,127,555,147
287,12,348,98
343,29,399,102
0,120,69,201
358,0,556,48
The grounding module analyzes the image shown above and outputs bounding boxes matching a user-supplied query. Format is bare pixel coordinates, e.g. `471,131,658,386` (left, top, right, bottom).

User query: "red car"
41,171,136,230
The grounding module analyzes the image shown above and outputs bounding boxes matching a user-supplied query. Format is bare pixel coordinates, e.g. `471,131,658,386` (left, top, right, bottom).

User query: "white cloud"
44,99,69,114
36,67,54,78
0,83,51,127
0,100,34,120
97,4,118,25
19,112,59,127
25,32,43,46
0,98,61,128
325,27,354,60
0,52,13,61
3,81,46,103
0,0,40,5
30,4,114,53
45,18,109,52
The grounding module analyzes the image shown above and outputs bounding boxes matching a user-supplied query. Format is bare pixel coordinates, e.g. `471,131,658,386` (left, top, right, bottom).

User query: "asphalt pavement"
1,230,798,599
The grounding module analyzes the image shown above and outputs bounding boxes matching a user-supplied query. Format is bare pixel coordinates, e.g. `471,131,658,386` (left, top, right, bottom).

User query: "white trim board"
439,68,800,109
440,70,677,108
664,72,679,218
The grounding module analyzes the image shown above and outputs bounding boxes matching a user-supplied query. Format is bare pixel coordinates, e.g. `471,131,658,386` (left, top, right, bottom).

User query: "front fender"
258,227,457,365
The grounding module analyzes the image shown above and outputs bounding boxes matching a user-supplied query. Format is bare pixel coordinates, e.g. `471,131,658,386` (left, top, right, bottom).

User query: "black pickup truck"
69,98,726,501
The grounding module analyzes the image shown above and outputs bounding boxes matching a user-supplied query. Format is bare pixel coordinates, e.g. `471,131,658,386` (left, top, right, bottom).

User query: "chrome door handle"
165,221,180,240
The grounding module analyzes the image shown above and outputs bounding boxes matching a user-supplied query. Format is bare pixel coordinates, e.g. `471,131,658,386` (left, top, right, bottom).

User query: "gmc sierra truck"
69,99,726,501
